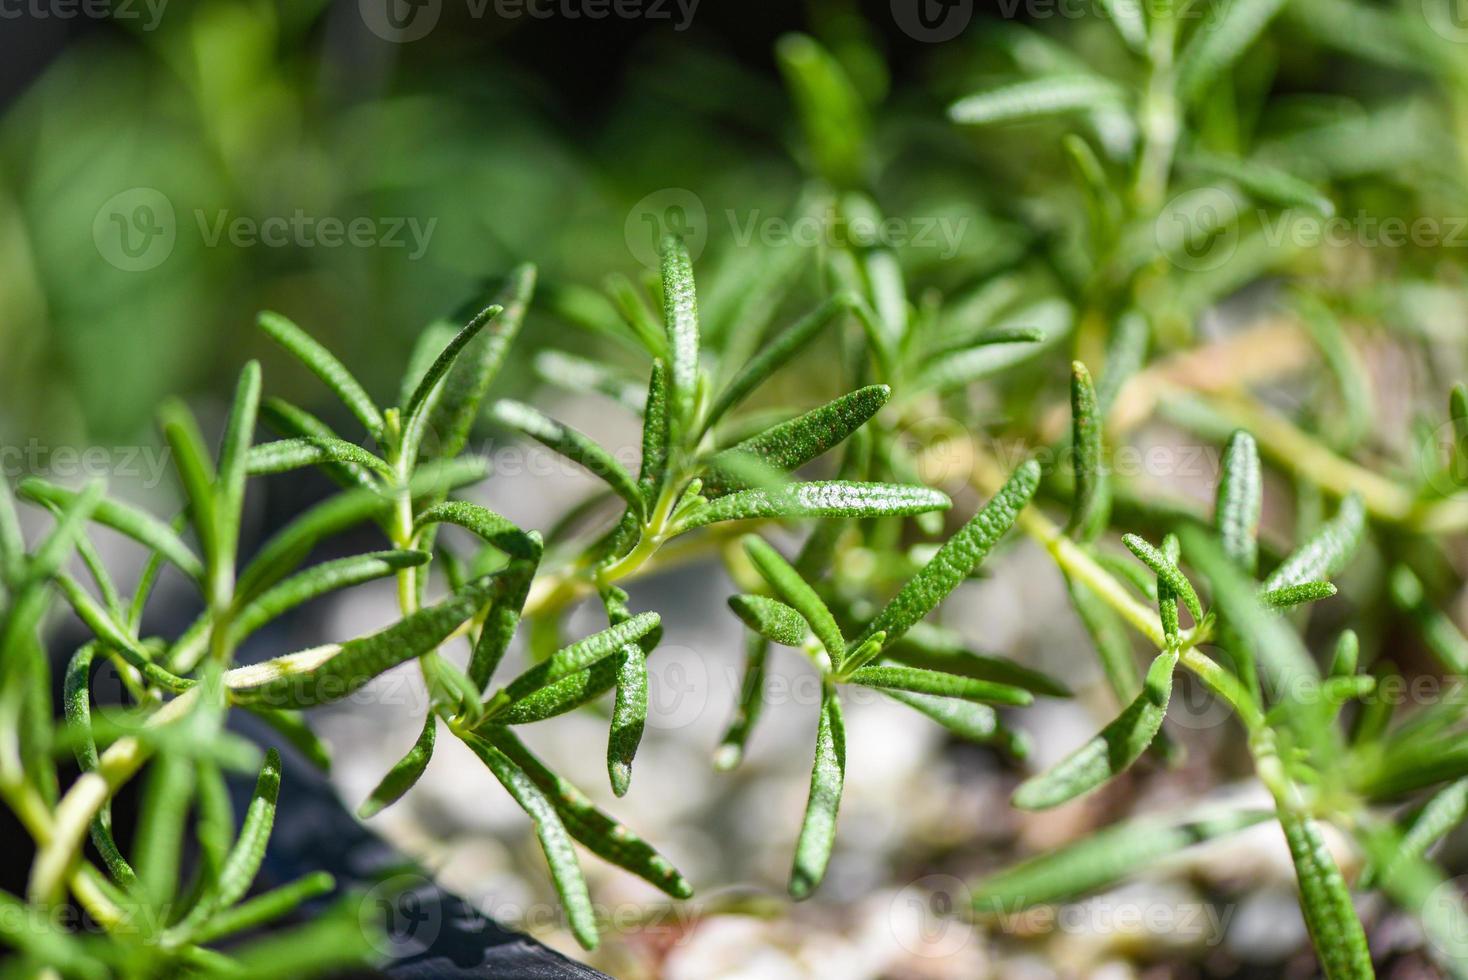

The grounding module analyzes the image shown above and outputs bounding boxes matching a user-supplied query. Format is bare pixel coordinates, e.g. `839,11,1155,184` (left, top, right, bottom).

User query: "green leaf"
1096,0,1147,50
1183,152,1334,216
1012,648,1179,811
728,595,808,647
134,751,195,909
949,75,1127,126
456,732,598,950
1362,778,1468,890
160,400,221,595
241,707,331,771
1389,565,1468,674
216,360,262,580
259,311,384,439
491,400,645,521
639,360,672,506
496,660,620,725
54,574,194,693
602,586,651,798
61,645,137,890
1183,528,1317,717
605,272,671,359
416,501,541,691
886,626,1073,698
229,551,429,647
915,300,1069,392
1122,533,1205,624
175,749,282,937
1278,809,1374,979
487,726,693,900
426,264,537,460
789,683,845,900
0,475,25,586
1176,0,1289,104
486,613,662,715
702,385,890,497
228,576,502,709
534,350,645,412
884,689,1009,745
675,481,951,533
191,872,336,944
705,294,852,432
971,808,1270,913
1261,581,1338,610
660,236,701,431
259,397,376,490
246,438,393,479
775,33,868,188
715,634,769,771
358,715,435,819
1451,383,1468,486
1216,430,1263,575
235,458,489,603
856,461,1040,653
401,303,504,458
1066,362,1109,542
742,536,845,668
846,664,1033,706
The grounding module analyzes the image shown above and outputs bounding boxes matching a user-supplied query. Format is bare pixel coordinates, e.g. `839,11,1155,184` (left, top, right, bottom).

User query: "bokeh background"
7,0,1468,977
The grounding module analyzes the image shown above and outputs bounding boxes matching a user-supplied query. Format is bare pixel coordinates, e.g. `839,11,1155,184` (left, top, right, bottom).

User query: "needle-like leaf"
856,460,1039,653
715,633,769,771
228,576,502,709
228,551,429,647
1012,648,1179,811
1262,493,1365,592
660,236,701,431
789,683,845,900
1216,430,1263,575
674,481,951,532
705,294,853,432
1277,809,1374,979
358,715,435,819
491,400,645,521
950,76,1127,126
728,594,808,647
486,613,661,715
246,439,393,479
259,312,384,440
487,726,692,900
1066,362,1109,542
1176,0,1289,104
702,385,890,497
216,360,261,580
972,808,1270,913
456,732,598,950
21,482,204,586
846,664,1033,706
401,303,505,458
1123,533,1205,624
742,536,845,669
